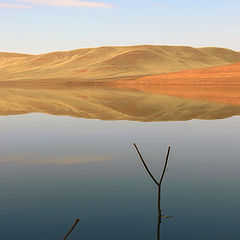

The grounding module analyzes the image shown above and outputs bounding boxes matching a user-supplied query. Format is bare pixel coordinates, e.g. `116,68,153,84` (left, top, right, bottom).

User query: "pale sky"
0,0,239,54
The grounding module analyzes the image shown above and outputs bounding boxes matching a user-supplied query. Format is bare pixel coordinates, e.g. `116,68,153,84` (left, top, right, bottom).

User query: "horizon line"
0,44,239,55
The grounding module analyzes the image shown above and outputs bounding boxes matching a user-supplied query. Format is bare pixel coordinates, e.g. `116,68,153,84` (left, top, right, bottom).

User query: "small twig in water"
133,143,171,187
159,146,171,186
63,218,80,240
133,143,171,217
133,143,159,186
133,143,172,240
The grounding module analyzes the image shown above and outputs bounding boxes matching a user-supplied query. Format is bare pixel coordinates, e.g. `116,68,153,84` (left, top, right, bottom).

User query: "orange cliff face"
113,63,240,85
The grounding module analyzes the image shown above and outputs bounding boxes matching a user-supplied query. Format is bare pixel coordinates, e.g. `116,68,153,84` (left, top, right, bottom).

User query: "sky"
0,0,239,54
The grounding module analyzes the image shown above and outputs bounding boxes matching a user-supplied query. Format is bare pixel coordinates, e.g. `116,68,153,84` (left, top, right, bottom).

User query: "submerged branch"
63,218,80,240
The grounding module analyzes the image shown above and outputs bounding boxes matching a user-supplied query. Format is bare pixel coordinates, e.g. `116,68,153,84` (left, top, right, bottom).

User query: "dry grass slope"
0,45,240,83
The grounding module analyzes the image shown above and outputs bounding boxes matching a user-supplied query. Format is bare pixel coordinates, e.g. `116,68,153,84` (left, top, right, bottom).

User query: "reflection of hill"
114,85,240,107
0,85,239,121
1,45,240,82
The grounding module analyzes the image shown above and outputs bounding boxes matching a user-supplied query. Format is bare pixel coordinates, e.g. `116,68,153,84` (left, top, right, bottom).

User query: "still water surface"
0,113,239,240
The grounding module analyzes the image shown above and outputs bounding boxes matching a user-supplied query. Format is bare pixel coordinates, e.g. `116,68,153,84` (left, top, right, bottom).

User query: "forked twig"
133,143,171,187
133,143,171,218
63,218,80,240
133,143,172,240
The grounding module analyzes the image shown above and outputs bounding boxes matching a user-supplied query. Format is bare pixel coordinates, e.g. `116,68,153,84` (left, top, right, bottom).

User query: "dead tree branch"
63,218,80,240
133,143,159,186
159,146,171,186
133,143,171,187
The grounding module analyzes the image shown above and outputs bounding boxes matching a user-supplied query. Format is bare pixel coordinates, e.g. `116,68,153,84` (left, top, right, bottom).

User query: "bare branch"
133,143,159,186
63,218,80,240
159,146,171,186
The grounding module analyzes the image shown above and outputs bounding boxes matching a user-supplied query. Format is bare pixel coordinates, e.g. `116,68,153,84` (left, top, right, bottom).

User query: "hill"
0,45,240,83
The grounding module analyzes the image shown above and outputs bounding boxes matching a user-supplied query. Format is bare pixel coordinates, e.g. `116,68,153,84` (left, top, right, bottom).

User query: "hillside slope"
118,62,240,85
0,45,240,82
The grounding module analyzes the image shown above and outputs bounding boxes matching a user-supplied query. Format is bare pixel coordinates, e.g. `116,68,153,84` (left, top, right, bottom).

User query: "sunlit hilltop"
0,45,240,83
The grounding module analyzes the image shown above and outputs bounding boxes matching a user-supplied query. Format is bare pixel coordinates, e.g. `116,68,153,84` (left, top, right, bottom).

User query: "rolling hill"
0,45,240,83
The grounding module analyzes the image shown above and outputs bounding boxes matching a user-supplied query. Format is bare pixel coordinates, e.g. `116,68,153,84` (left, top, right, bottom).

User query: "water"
0,112,240,240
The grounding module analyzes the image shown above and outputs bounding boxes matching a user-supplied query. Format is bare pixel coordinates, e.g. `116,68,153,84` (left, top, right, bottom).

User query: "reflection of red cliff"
114,63,240,85
126,85,240,107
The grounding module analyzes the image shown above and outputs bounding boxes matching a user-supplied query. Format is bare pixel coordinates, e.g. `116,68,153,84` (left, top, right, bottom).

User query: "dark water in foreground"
0,114,239,240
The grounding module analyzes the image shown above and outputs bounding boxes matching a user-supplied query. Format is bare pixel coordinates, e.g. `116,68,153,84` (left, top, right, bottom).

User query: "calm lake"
0,85,240,240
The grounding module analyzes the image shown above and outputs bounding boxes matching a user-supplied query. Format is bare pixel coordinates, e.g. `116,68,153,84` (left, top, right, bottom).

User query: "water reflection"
0,114,240,240
0,84,240,121
1,83,240,240
0,155,114,165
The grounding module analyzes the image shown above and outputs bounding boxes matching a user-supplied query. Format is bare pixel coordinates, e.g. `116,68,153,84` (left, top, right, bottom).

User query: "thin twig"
133,143,159,186
158,146,171,217
159,146,171,186
133,143,171,219
63,218,80,240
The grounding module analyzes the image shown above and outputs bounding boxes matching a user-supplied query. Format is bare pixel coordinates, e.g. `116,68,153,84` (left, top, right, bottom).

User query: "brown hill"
0,45,240,83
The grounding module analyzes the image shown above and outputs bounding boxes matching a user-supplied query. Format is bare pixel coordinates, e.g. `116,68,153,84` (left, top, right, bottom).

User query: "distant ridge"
0,45,240,83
